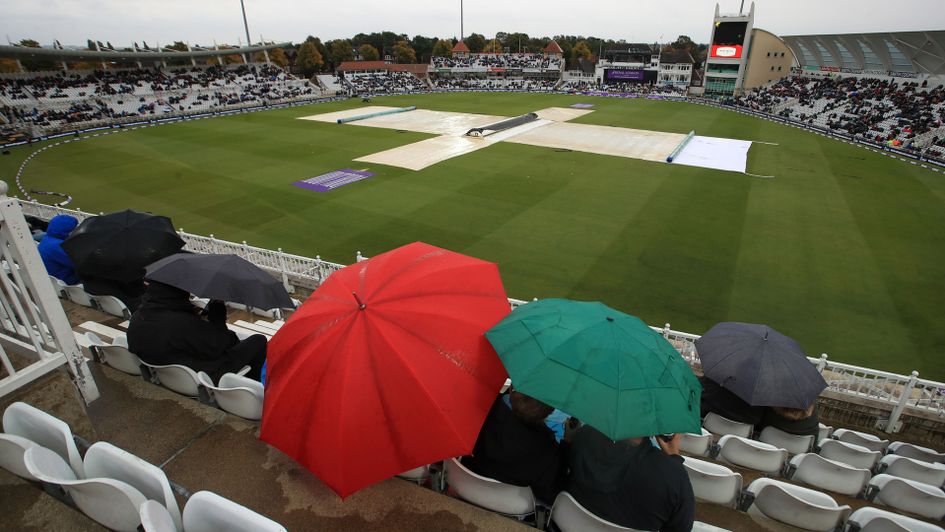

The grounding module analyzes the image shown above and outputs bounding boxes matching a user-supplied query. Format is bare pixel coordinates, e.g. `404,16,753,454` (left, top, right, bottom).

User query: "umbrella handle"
352,291,366,310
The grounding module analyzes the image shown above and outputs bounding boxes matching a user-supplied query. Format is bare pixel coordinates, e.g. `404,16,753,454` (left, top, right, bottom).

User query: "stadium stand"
0,63,323,136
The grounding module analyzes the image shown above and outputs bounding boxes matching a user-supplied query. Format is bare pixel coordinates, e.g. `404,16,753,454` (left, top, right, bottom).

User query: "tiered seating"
343,71,427,94
432,53,563,71
1,402,286,532
431,77,559,92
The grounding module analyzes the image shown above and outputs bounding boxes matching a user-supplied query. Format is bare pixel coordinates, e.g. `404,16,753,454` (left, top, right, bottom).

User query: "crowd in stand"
732,75,945,158
0,64,321,135
432,53,563,71
342,71,427,94
432,77,558,92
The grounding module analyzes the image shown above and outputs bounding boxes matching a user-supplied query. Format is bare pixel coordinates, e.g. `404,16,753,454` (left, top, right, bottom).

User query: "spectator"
567,425,695,531
37,214,80,285
81,276,146,313
699,376,764,425
127,281,267,381
757,403,821,439
461,390,566,504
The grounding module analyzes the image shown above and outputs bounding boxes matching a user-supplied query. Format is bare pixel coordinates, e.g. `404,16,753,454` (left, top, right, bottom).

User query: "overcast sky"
2,0,944,47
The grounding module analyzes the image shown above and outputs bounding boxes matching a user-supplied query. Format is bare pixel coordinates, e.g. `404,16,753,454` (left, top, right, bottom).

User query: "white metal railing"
0,187,98,402
17,201,945,430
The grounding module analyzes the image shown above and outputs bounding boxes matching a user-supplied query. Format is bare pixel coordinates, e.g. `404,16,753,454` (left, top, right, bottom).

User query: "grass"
3,93,945,379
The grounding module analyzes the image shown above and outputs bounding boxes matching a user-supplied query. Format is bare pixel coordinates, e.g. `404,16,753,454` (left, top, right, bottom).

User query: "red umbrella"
260,242,511,498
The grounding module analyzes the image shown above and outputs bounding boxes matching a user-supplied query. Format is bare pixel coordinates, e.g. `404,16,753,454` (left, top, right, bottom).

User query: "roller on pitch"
666,130,696,163
466,113,539,137
337,106,417,124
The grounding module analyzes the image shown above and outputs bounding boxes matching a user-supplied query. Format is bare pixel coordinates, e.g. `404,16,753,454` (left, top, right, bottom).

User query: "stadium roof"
544,40,563,54
781,30,945,76
0,42,290,62
660,50,695,64
452,41,470,53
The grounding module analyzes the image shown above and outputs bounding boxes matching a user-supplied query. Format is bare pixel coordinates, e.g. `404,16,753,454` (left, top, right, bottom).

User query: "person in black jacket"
567,426,694,532
127,281,266,381
757,404,820,439
699,376,764,425
461,390,566,505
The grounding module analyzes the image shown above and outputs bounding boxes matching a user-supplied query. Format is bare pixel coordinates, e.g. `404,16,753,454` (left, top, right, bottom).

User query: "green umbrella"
485,298,702,441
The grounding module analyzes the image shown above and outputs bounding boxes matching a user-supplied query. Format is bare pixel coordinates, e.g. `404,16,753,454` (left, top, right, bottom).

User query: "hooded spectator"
38,214,80,285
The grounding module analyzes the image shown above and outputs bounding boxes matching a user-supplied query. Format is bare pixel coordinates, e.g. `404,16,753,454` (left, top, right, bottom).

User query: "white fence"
0,190,98,402
17,201,945,431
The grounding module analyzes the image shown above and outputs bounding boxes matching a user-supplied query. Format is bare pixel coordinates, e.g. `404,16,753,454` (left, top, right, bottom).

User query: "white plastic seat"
2,401,85,477
23,446,147,532
682,457,743,507
717,434,788,474
86,332,142,375
197,372,264,420
818,423,834,441
49,275,67,298
787,453,871,496
84,442,183,531
880,454,945,487
845,506,945,532
140,361,202,397
759,426,814,455
445,457,535,518
0,433,39,480
397,464,430,482
833,429,889,453
703,412,753,438
888,442,945,464
64,284,94,307
692,523,732,532
680,428,712,456
95,295,131,319
139,500,178,532
818,438,882,470
867,474,945,519
745,478,852,531
183,490,287,532
549,491,635,531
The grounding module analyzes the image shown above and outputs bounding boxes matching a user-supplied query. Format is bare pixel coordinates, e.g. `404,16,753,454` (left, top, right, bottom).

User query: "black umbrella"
145,253,293,310
694,322,827,410
62,210,184,284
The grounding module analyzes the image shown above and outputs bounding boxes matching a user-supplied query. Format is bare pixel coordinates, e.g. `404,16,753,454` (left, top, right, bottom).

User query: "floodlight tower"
461,0,464,40
240,0,252,46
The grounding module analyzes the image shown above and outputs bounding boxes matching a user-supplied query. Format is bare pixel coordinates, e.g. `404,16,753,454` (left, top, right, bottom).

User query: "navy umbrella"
145,253,293,310
694,322,827,410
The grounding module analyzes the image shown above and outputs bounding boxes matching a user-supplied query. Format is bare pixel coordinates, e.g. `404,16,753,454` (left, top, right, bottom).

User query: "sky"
2,0,944,47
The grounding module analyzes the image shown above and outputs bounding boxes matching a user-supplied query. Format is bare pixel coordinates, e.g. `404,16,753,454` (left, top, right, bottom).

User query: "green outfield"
3,93,944,378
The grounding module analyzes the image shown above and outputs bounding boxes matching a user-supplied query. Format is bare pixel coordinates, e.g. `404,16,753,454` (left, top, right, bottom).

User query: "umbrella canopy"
145,253,293,310
260,242,511,498
694,322,827,410
485,298,702,441
62,209,184,283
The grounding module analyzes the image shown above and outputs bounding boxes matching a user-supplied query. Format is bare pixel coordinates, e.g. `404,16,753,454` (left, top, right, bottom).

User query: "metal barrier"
0,187,98,402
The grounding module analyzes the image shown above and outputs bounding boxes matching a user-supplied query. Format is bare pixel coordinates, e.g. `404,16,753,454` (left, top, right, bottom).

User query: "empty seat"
0,433,38,480
833,429,889,453
888,442,945,464
183,490,287,532
197,372,264,420
703,412,753,438
818,423,834,441
744,478,852,531
24,446,147,532
786,453,871,496
867,474,945,520
549,491,635,531
759,426,815,455
95,295,131,319
84,442,183,531
682,457,743,507
139,500,178,532
845,506,945,532
445,457,535,518
397,464,431,482
2,402,85,477
818,438,882,470
140,361,202,397
880,454,945,487
86,332,142,375
680,429,712,456
64,284,94,307
692,523,731,532
717,434,788,474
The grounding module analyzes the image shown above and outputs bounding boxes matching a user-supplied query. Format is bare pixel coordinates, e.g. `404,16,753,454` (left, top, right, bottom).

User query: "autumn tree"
358,44,380,61
392,40,417,64
482,39,503,53
295,41,324,77
0,58,19,73
328,39,354,68
432,39,452,58
571,40,593,61
268,47,289,68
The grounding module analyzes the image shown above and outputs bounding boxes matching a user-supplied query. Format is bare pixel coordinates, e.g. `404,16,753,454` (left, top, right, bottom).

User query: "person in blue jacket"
38,215,80,285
